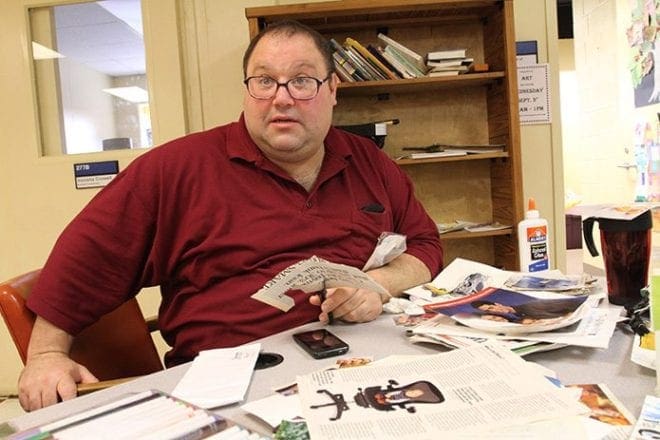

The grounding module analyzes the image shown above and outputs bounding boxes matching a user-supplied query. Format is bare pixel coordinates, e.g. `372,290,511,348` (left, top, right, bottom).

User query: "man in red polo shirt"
18,20,442,411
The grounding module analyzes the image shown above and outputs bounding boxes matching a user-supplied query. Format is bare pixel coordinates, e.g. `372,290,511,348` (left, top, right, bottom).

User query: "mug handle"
582,217,599,257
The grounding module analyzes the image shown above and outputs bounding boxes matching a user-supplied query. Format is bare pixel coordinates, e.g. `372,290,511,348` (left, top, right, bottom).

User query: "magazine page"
411,299,619,349
423,287,590,335
504,272,593,292
405,258,513,303
565,383,635,440
297,343,587,439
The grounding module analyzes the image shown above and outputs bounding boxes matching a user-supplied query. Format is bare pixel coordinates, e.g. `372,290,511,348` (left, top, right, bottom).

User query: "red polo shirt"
28,114,442,366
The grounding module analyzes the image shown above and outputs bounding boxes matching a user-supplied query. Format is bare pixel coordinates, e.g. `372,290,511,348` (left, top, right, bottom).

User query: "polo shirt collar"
227,113,353,171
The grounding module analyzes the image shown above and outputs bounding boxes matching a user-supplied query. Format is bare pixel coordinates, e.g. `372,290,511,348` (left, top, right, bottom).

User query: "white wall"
59,57,116,153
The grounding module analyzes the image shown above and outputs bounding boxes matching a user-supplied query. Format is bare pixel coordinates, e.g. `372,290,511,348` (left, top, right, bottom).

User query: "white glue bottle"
517,197,550,272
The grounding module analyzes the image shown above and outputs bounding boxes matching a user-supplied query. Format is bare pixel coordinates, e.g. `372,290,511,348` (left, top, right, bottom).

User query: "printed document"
297,343,587,439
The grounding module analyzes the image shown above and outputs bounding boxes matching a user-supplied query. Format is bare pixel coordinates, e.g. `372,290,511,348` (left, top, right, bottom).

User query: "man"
18,20,442,411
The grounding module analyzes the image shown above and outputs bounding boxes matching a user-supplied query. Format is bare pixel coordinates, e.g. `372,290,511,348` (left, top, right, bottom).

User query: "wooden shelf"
396,151,508,166
441,227,513,240
337,72,506,97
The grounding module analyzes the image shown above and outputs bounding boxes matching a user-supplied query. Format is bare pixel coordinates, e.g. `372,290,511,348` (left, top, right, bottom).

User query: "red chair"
0,269,163,392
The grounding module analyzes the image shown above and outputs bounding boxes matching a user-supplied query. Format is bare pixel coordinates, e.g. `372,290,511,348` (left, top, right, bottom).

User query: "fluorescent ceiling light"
32,41,65,60
102,86,148,103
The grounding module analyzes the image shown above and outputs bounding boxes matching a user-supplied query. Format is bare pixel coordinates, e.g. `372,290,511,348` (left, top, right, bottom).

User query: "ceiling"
52,0,145,77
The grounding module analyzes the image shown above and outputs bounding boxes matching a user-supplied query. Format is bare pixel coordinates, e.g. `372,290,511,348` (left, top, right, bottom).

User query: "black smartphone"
292,329,349,359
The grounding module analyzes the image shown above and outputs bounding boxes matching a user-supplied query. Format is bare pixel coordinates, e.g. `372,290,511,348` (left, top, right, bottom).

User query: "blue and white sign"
74,161,119,189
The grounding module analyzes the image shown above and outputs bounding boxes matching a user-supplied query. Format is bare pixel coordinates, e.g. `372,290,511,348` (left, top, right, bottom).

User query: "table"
7,313,656,436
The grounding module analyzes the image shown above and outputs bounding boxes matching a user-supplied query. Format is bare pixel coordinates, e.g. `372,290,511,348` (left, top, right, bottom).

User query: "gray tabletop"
8,313,655,435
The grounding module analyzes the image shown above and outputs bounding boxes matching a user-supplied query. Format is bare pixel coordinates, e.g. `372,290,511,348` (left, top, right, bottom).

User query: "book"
345,46,386,80
367,45,403,79
376,46,415,78
344,37,399,80
329,38,370,81
332,51,363,81
427,48,467,61
384,45,426,77
427,70,461,77
333,60,355,82
426,58,474,68
397,150,468,159
376,33,427,73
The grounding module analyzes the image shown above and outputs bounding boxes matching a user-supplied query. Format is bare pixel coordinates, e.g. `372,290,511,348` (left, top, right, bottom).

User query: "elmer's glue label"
518,198,550,272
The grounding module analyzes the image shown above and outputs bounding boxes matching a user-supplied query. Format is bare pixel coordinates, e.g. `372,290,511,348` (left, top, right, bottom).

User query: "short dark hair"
242,19,334,77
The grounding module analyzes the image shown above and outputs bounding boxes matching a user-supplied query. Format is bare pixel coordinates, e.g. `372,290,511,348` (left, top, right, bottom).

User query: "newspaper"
251,256,387,312
296,343,587,439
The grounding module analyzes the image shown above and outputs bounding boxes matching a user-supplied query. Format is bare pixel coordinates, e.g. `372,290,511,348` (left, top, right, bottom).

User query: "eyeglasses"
243,75,330,100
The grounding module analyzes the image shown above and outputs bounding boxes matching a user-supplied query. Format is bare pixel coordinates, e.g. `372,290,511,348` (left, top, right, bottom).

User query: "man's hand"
309,287,383,323
18,351,98,411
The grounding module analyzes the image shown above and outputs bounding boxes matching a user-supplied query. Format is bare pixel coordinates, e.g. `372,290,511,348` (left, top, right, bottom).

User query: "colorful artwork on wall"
627,0,660,107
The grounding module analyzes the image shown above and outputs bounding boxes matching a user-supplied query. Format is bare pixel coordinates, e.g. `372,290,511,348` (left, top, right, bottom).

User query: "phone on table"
292,329,349,359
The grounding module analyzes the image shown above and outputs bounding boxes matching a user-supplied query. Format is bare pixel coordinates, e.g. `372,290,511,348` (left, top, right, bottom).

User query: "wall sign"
73,161,119,189
518,63,551,125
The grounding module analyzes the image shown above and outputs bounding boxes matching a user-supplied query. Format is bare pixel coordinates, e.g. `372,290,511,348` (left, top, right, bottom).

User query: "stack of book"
426,48,473,77
330,34,429,82
330,35,492,82
426,48,490,76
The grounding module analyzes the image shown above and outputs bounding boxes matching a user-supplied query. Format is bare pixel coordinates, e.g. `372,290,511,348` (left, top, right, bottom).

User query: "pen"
319,283,333,324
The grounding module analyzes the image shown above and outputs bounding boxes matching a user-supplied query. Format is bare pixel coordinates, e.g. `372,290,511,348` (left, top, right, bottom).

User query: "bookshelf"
245,0,523,270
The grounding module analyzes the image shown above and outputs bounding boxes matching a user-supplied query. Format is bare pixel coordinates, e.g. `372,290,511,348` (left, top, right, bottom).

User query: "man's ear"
329,72,340,104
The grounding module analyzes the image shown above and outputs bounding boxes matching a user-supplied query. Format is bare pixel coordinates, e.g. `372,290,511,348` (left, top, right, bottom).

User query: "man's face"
243,32,337,166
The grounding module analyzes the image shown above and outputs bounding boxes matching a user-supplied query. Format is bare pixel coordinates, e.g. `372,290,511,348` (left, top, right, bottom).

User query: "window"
29,0,152,155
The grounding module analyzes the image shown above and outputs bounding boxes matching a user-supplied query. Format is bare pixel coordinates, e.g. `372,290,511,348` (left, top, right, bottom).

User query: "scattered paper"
241,393,303,428
566,383,635,439
172,343,260,409
412,302,619,349
424,287,590,335
297,343,587,439
405,257,513,303
362,232,406,271
629,395,660,439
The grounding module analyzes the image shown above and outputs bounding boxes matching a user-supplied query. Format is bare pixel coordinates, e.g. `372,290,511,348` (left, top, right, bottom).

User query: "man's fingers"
56,376,78,402
78,366,99,384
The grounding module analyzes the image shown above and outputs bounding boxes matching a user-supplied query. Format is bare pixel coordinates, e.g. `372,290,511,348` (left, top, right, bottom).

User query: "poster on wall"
627,0,660,108
518,64,551,125
633,116,660,202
